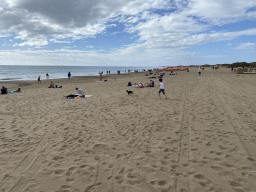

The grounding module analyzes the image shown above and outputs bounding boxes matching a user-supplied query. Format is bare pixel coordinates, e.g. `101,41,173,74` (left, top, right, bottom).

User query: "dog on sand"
126,90,134,95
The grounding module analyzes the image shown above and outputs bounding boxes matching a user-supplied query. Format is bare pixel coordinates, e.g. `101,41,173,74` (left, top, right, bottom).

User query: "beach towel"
1,91,23,95
66,95,93,99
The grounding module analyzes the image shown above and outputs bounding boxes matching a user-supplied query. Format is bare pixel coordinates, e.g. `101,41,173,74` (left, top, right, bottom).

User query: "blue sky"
0,0,256,67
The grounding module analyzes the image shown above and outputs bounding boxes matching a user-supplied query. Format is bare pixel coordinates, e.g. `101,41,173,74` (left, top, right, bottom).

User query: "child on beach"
198,68,201,76
158,79,167,99
37,75,41,83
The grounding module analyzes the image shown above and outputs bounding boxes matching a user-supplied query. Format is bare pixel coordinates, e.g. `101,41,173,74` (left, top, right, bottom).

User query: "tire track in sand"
201,76,256,167
1,112,64,192
176,80,191,192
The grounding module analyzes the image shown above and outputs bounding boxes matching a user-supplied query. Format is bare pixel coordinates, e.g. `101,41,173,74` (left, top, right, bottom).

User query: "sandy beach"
0,67,256,192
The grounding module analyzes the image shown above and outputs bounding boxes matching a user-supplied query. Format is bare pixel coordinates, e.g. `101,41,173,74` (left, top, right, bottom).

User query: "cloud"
0,0,174,47
187,0,256,24
0,0,256,66
236,43,256,50
0,33,11,38
49,39,70,43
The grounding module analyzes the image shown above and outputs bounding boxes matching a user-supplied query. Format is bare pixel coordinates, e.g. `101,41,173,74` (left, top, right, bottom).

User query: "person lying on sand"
138,83,144,88
63,88,85,98
48,81,54,88
10,88,21,93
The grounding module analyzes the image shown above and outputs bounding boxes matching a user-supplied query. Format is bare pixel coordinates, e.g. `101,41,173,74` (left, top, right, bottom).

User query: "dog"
126,90,134,96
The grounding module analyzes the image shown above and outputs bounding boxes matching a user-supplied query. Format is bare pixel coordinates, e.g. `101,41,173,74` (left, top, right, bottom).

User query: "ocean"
0,65,156,81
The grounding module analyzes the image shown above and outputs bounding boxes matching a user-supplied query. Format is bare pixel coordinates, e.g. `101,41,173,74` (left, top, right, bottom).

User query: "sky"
0,0,256,67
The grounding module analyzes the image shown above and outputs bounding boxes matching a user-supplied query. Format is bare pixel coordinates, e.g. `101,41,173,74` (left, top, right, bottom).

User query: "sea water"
0,65,155,81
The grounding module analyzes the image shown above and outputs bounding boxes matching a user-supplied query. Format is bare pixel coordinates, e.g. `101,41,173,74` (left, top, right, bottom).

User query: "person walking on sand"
68,72,71,80
158,78,167,99
198,68,201,76
37,75,41,83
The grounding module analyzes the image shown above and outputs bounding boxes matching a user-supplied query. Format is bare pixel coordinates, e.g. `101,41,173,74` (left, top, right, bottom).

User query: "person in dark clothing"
1,86,7,94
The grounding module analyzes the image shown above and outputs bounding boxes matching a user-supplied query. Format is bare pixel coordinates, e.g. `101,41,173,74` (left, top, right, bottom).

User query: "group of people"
129,80,155,88
38,72,71,83
127,78,167,99
1,86,21,94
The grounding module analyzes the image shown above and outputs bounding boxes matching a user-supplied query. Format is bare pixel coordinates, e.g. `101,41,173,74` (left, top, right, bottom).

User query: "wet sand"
0,68,256,192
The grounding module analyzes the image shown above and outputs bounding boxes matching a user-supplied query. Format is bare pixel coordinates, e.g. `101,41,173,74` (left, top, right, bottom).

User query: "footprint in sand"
158,180,167,186
116,153,127,159
193,174,205,180
54,169,65,174
66,177,76,182
66,166,76,176
52,155,64,161
118,167,125,174
127,172,137,179
115,175,122,180
150,180,157,185
229,181,243,188
218,145,228,150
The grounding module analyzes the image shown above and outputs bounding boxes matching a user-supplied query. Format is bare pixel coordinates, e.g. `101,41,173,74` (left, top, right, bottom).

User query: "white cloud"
49,39,70,44
13,37,48,47
236,43,256,50
187,0,256,24
0,0,256,66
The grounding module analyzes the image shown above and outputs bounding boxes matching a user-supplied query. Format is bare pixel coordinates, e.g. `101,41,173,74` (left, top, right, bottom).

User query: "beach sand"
0,68,256,192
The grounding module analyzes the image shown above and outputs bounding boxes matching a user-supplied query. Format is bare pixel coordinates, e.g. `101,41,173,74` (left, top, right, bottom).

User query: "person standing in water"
68,72,71,80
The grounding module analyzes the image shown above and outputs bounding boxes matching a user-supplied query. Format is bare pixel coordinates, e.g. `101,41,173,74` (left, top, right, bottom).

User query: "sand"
0,68,256,192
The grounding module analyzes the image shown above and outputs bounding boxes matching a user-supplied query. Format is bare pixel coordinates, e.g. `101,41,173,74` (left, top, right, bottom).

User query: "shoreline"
0,71,148,89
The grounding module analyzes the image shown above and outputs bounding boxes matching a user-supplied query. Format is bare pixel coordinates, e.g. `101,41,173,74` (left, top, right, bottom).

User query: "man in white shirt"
198,68,201,76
